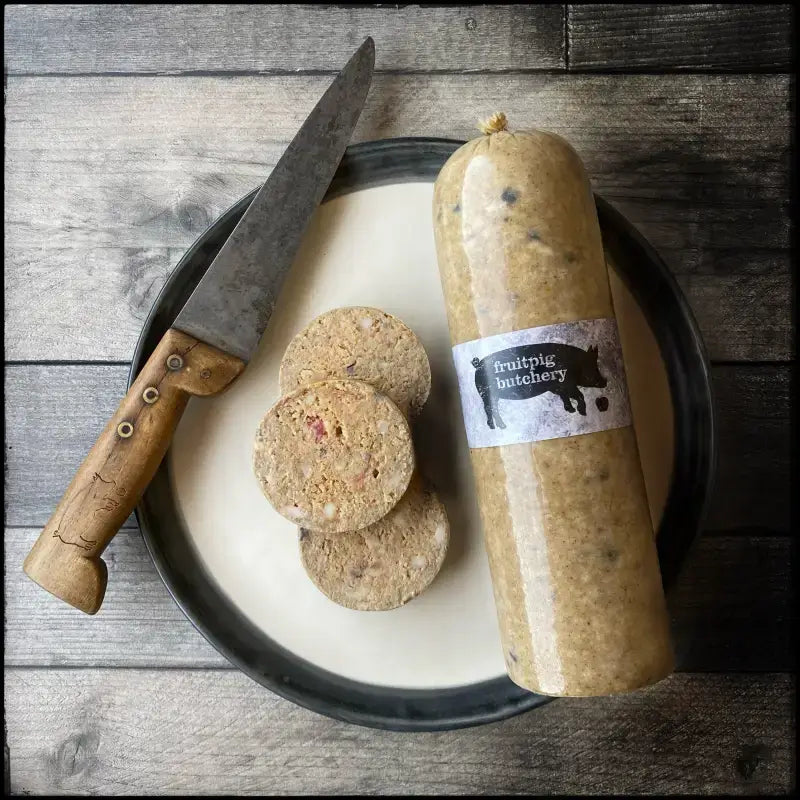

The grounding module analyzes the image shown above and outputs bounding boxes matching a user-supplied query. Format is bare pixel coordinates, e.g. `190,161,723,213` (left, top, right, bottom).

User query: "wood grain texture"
4,669,793,795
4,529,792,671
4,364,791,532
5,75,791,360
5,366,138,530
707,365,791,532
4,248,789,364
4,74,790,362
568,4,792,71
2,4,565,74
5,529,228,668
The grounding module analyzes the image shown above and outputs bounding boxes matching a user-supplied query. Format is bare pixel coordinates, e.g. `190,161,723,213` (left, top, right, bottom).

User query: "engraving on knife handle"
51,472,126,551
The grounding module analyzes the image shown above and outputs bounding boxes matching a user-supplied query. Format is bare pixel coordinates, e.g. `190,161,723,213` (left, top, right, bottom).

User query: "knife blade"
175,36,375,362
23,38,375,614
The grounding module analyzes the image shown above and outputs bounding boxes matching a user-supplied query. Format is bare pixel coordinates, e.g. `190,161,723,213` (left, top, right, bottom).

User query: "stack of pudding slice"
253,307,449,611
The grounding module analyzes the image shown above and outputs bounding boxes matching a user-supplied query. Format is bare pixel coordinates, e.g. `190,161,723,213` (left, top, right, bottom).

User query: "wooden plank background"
3,4,794,796
4,671,793,795
3,4,567,74
5,74,790,362
567,4,793,71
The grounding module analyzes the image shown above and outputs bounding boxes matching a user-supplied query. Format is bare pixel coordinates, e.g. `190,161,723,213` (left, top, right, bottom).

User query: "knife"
23,37,375,615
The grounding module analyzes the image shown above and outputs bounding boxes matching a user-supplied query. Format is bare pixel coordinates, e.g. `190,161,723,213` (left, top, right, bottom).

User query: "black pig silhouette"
471,343,607,430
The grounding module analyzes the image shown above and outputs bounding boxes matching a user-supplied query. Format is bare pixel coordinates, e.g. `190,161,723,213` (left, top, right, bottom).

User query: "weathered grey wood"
4,74,790,361
4,669,793,795
3,247,184,363
3,248,790,364
707,366,791,532
667,536,792,672
5,528,792,671
670,272,789,365
5,364,791,532
3,4,566,74
5,73,784,248
5,365,138,529
4,528,228,668
568,4,792,71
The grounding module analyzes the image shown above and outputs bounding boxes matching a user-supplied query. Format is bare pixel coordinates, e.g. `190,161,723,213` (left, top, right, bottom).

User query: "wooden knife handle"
23,328,245,614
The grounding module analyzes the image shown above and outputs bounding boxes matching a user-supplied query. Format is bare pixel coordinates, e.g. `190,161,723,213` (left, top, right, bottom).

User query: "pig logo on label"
471,343,608,430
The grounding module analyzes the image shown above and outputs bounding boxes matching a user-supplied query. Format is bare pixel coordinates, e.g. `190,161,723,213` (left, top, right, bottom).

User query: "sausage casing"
432,121,674,696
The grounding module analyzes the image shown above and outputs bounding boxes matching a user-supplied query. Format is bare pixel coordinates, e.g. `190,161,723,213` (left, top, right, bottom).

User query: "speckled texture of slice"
279,306,432,417
299,475,449,611
253,379,415,533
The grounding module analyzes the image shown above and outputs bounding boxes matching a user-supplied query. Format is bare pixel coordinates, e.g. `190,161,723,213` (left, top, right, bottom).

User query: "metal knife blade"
173,37,375,362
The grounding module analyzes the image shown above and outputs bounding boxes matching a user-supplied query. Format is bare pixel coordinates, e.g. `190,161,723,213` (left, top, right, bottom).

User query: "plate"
130,138,716,731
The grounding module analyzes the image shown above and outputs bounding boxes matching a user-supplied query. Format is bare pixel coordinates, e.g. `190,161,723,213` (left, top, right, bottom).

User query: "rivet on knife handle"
22,329,244,614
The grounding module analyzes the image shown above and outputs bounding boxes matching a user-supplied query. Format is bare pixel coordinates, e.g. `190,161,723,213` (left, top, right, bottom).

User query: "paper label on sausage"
452,318,632,448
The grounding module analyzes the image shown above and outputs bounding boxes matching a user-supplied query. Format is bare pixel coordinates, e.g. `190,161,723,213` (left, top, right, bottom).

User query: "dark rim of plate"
129,137,717,732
